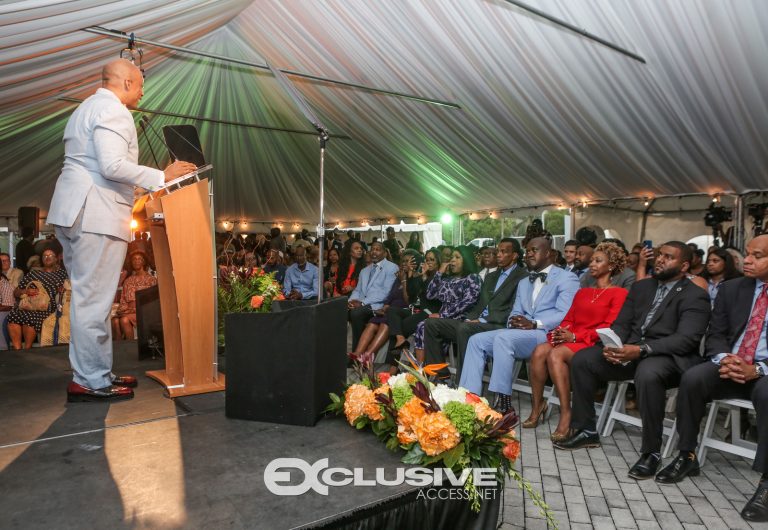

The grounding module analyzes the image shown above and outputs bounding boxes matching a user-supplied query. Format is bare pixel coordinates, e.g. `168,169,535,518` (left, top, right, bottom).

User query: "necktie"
529,272,547,283
737,285,768,364
641,284,669,334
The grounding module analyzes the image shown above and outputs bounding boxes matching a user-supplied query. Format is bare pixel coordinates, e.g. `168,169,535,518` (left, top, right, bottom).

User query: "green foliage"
392,384,414,409
217,268,283,346
443,402,477,436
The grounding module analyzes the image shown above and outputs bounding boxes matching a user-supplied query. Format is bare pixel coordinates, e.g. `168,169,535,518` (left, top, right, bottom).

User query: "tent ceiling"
1,1,767,225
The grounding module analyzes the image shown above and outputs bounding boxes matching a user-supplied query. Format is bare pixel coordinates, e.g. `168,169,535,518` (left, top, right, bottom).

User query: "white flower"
387,373,410,388
431,384,467,408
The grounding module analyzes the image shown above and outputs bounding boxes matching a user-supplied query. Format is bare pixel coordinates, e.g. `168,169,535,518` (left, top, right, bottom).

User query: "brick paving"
498,393,768,530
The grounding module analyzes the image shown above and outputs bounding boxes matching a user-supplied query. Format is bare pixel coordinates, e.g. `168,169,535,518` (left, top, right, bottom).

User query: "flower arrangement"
217,267,285,345
326,353,555,525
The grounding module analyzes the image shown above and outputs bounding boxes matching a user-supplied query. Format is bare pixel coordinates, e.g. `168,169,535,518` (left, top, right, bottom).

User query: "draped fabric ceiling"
1,0,767,226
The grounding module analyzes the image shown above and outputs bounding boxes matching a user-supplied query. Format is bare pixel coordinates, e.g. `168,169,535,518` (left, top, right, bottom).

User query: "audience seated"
478,246,498,281
555,241,711,483
423,238,526,376
1,252,23,288
572,245,594,278
347,241,399,350
528,242,629,441
335,241,364,297
269,227,287,253
406,232,423,253
14,227,36,275
283,246,318,300
7,248,69,349
323,248,341,298
562,240,578,273
263,249,287,283
383,226,403,264
111,249,157,340
0,270,14,349
580,239,636,289
411,246,482,367
658,235,768,522
459,237,579,414
383,248,442,373
700,246,742,305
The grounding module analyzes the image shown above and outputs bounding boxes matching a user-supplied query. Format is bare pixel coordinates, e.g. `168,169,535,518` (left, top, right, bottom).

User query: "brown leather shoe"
67,382,134,402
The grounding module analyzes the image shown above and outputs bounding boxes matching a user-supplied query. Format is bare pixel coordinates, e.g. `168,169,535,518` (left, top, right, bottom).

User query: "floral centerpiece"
217,267,285,346
325,353,555,525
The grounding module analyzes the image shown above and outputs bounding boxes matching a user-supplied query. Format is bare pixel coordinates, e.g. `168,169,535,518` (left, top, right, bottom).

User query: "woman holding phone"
526,242,629,441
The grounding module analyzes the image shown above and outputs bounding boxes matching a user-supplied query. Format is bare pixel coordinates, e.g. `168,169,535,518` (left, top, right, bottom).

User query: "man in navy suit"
459,237,579,414
657,235,768,522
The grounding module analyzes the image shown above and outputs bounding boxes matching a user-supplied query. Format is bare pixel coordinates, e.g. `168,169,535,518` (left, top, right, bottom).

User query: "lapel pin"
676,287,682,292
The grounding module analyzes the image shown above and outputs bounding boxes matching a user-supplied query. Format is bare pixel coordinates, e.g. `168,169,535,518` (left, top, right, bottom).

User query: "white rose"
431,384,467,408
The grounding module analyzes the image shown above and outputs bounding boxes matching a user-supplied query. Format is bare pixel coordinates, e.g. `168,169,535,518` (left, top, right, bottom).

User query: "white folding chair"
601,380,678,458
547,381,618,435
697,399,756,465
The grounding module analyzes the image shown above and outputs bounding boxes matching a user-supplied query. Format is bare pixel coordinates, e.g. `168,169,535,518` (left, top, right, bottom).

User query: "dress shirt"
479,267,498,282
349,259,399,310
532,264,554,328
707,278,722,306
479,265,516,322
640,279,679,335
0,277,14,306
283,262,318,299
712,280,768,371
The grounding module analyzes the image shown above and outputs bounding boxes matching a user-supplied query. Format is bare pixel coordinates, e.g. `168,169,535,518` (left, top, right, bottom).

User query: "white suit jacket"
47,88,164,241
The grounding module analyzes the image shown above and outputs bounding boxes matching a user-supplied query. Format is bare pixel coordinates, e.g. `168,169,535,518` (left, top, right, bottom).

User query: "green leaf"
442,442,465,469
401,444,426,465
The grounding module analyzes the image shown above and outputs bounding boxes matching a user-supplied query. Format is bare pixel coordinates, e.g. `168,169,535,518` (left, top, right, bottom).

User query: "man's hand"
603,345,642,365
348,299,363,309
719,354,760,384
465,319,480,323
163,160,198,183
509,315,536,329
428,313,440,319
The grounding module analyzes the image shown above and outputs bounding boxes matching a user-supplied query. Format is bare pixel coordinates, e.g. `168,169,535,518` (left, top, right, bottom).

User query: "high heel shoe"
550,428,574,443
522,403,548,428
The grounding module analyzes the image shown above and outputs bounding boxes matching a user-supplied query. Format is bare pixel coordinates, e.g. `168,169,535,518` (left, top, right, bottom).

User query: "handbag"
18,280,50,311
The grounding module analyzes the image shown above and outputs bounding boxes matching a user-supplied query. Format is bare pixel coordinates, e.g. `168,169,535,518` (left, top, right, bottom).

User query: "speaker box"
225,297,348,426
17,206,39,237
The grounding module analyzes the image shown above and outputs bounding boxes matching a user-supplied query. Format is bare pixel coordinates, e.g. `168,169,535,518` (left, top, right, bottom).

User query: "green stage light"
441,213,453,224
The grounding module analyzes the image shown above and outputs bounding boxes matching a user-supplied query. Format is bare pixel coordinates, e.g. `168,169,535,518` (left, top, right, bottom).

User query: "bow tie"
529,272,547,283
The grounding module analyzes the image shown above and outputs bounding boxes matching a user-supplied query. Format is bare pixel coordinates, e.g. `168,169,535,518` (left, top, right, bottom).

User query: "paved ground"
498,392,768,530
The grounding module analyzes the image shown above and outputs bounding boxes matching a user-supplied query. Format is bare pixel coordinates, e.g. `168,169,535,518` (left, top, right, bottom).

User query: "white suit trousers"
55,208,127,389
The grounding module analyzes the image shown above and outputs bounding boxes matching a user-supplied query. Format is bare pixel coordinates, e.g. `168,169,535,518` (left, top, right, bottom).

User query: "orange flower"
250,295,264,309
344,384,372,425
275,293,286,301
465,392,482,404
471,401,502,423
365,386,388,421
503,439,521,463
377,372,391,385
396,397,427,444
413,411,461,456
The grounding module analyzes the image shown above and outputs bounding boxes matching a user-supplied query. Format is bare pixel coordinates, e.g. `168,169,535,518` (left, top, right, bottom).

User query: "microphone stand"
139,116,161,168
316,129,329,303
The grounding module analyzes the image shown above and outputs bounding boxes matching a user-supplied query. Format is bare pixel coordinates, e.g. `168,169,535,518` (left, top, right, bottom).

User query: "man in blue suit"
348,241,399,349
459,237,579,414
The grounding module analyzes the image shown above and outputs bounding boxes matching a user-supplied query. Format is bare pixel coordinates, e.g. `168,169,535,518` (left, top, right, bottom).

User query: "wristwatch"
756,363,766,378
639,344,651,359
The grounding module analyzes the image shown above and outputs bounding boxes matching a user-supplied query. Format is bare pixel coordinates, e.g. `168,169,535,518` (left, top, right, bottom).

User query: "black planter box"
224,297,348,426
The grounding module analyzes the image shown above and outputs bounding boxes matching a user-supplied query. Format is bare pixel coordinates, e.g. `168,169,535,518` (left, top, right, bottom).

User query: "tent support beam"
83,27,462,109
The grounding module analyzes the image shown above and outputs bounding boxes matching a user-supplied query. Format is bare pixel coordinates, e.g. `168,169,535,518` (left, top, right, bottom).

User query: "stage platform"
1,343,764,529
0,344,497,530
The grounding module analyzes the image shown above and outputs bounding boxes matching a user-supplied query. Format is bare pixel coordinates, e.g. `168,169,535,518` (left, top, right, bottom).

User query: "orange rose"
503,439,521,463
471,401,502,423
413,412,461,456
250,295,264,309
276,293,286,301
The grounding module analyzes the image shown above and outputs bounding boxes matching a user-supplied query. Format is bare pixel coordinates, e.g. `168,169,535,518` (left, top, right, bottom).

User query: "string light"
240,221,248,229
130,219,138,230
643,197,650,207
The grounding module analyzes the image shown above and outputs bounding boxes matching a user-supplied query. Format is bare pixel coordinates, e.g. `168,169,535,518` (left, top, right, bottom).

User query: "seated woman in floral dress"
112,250,157,340
7,248,69,349
412,245,481,365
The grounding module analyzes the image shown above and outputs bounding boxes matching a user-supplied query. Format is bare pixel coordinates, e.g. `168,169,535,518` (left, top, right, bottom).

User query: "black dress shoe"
742,483,768,522
112,375,138,388
628,453,661,480
553,430,600,450
655,453,700,483
67,382,134,402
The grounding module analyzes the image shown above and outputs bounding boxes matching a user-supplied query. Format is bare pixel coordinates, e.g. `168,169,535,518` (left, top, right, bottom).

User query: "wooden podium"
142,177,225,397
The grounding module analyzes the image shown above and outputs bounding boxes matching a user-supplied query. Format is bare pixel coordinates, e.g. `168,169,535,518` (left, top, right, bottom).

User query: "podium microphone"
138,114,160,168
140,114,179,162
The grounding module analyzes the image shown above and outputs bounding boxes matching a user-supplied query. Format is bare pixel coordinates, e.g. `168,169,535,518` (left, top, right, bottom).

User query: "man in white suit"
48,59,196,402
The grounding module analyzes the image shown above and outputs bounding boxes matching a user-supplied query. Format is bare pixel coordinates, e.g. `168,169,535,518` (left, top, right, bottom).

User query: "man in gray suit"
48,59,195,401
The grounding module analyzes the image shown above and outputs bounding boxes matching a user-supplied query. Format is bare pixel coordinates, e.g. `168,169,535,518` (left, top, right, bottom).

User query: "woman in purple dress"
412,245,481,364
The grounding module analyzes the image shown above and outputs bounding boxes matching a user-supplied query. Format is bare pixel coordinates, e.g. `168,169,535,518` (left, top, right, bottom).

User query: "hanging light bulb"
643,197,650,207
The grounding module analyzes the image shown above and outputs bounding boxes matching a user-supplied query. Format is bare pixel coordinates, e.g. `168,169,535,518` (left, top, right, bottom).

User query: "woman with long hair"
323,247,341,298
411,245,481,365
700,247,742,304
526,242,629,441
336,240,363,297
406,232,423,253
112,250,157,340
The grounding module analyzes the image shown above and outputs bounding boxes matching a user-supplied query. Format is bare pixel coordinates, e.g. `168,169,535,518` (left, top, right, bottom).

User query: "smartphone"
643,240,653,250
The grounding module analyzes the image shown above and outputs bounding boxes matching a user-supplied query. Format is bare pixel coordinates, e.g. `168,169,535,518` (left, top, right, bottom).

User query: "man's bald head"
101,59,144,108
